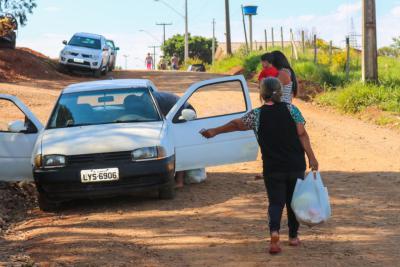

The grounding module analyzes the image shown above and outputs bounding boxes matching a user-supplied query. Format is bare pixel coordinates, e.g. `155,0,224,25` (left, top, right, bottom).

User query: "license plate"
80,168,119,183
73,58,84,63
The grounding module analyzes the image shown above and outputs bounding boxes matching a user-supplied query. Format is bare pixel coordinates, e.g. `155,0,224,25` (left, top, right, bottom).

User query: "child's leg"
263,173,287,234
286,172,304,238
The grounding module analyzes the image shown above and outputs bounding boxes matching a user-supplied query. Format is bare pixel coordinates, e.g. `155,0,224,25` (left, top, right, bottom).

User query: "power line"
156,22,173,47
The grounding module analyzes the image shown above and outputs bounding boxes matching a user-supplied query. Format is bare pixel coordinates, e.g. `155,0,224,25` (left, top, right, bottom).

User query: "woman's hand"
309,156,319,171
200,128,217,139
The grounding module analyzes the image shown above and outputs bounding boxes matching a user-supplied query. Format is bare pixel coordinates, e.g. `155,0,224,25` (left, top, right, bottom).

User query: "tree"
162,34,217,64
391,36,400,50
0,0,37,26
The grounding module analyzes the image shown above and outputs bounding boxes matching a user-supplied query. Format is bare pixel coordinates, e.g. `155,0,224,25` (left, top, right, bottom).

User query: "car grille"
82,54,91,58
67,151,132,165
70,52,79,56
67,59,90,66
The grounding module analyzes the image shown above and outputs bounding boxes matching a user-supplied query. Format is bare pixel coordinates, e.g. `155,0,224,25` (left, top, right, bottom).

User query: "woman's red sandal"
269,234,282,254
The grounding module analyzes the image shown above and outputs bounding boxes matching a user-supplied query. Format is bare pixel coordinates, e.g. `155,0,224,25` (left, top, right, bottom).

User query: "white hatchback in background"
59,32,111,77
0,76,258,211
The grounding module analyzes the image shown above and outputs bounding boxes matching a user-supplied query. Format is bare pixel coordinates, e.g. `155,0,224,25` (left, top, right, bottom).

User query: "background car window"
183,80,247,119
0,99,26,132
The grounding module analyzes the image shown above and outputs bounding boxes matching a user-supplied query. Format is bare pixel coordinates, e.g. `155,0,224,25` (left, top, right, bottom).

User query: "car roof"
62,79,156,94
73,32,103,39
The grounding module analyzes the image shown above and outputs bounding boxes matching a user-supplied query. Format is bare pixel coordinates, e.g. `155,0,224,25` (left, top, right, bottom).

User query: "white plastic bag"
184,168,207,184
291,171,331,227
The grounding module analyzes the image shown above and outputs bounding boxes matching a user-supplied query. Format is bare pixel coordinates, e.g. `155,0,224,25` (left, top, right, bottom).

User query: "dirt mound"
297,79,325,101
0,182,37,232
0,48,66,82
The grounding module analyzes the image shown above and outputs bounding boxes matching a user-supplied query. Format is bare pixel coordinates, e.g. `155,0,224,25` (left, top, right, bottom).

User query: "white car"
0,76,258,211
59,32,111,77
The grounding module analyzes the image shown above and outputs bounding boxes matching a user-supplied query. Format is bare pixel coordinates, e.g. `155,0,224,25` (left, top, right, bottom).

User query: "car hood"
41,122,163,156
64,45,100,54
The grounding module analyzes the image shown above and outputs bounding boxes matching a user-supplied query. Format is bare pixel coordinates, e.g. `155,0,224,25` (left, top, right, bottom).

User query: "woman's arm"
200,118,251,139
296,123,319,170
277,69,291,86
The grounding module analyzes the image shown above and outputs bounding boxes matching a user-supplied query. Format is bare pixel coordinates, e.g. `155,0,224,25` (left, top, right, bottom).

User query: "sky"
12,0,400,69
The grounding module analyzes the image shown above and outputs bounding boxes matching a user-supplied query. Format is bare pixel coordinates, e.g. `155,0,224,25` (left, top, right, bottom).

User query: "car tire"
93,67,102,78
10,32,16,49
158,174,176,200
38,193,61,212
101,65,109,76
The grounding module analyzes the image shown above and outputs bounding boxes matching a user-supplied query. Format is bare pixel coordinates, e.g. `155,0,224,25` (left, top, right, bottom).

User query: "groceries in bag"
291,171,331,227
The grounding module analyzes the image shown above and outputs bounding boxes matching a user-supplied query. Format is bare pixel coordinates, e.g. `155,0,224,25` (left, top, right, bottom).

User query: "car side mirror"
115,47,120,51
178,109,197,122
8,120,27,133
62,40,67,45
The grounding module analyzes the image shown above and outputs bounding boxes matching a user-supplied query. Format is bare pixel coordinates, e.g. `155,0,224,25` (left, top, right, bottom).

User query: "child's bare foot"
269,232,282,254
289,237,301,247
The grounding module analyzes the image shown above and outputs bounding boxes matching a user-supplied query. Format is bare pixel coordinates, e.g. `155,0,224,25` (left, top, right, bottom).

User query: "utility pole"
184,0,189,63
148,46,160,70
225,0,232,55
346,36,351,81
280,26,284,50
362,0,378,82
241,4,249,53
156,22,172,47
212,18,216,65
123,55,129,70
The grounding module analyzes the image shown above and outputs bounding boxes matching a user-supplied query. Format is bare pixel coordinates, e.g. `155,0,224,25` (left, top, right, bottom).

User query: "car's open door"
0,94,43,181
166,75,258,171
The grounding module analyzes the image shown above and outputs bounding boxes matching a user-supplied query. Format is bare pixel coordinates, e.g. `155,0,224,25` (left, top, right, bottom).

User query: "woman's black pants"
263,172,304,238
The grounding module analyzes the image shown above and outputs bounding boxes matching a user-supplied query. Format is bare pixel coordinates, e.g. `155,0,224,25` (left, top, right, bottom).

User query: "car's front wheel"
158,174,176,200
38,193,61,212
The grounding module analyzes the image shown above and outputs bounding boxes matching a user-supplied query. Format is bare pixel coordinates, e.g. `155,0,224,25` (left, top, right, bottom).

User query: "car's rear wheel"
101,65,109,76
158,174,176,200
38,193,61,212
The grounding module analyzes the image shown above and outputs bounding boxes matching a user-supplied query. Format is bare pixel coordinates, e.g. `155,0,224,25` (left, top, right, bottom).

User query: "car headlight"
43,155,66,168
34,154,42,168
91,54,99,59
60,50,68,56
131,146,166,161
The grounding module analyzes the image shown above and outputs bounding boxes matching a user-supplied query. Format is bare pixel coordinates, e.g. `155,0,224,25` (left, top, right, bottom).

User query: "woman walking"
269,51,298,104
200,77,318,254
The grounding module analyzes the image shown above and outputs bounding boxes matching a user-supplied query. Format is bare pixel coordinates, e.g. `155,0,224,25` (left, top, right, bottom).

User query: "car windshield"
68,36,101,49
47,88,161,129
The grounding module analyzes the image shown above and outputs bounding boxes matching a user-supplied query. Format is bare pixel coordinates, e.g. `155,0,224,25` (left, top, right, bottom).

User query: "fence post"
264,29,268,51
329,40,333,65
271,27,275,47
290,28,298,60
301,30,305,54
280,26,284,50
346,36,350,80
313,34,317,64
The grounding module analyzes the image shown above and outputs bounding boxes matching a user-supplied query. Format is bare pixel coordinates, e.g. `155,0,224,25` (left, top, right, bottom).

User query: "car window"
180,80,247,120
68,36,101,50
0,99,27,132
47,88,161,129
106,40,115,49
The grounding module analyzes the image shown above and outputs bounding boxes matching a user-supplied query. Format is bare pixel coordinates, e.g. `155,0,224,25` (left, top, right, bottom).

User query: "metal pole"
241,5,249,53
301,30,305,54
362,0,378,82
225,0,232,55
280,26,284,50
271,27,275,47
249,15,253,51
212,18,216,65
156,22,172,47
264,29,268,50
329,40,333,65
184,0,189,63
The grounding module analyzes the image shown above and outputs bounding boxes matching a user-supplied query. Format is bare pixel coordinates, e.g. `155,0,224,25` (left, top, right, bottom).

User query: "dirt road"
1,71,400,267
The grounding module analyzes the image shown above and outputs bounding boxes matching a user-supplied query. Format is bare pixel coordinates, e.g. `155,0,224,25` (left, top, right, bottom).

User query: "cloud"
391,6,400,17
334,1,362,20
44,6,60,12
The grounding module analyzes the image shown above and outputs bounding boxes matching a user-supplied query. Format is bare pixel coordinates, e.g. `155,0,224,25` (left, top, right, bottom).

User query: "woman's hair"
260,77,282,103
260,53,274,63
269,50,298,97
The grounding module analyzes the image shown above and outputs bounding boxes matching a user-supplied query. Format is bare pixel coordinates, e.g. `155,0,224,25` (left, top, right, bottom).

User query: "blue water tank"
243,5,258,15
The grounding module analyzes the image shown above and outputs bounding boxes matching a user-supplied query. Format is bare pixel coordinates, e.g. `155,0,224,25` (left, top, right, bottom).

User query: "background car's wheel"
93,67,102,78
158,174,176,200
38,193,61,212
101,65,109,76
